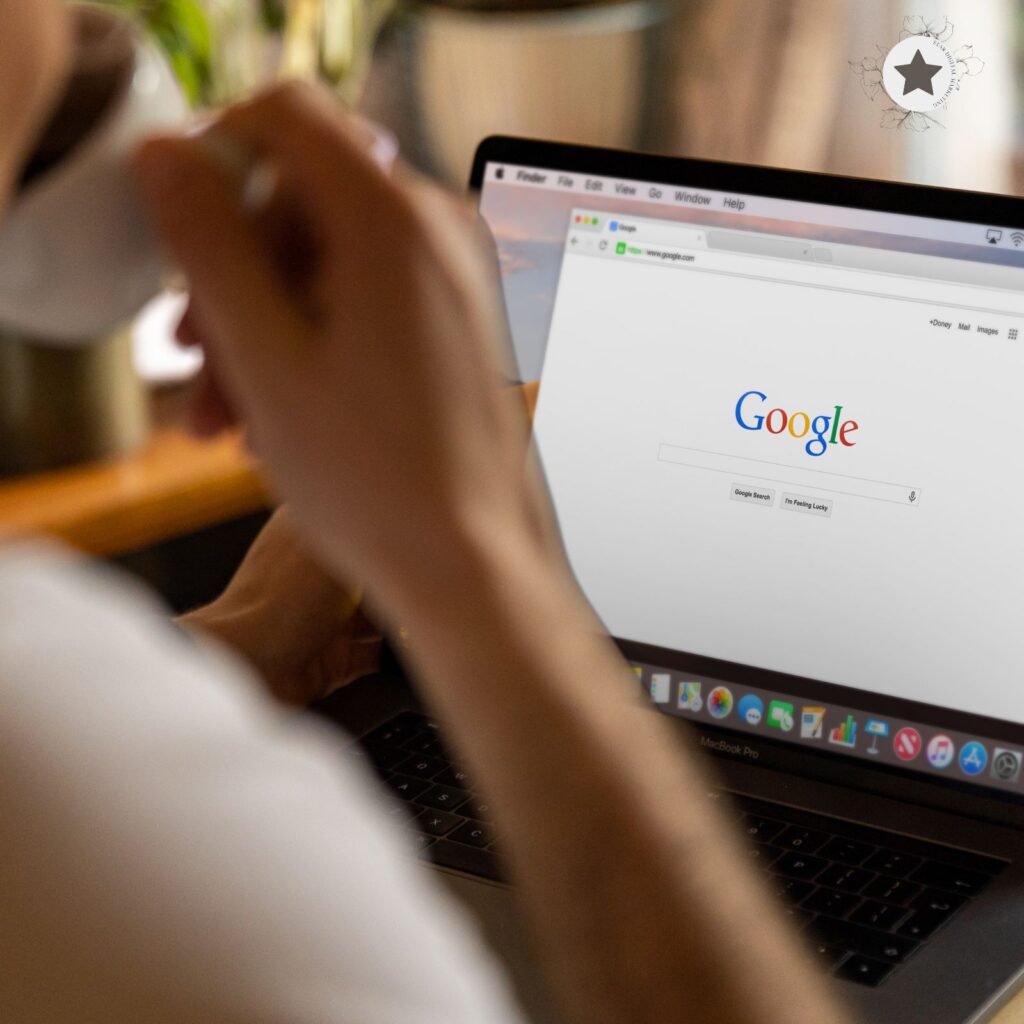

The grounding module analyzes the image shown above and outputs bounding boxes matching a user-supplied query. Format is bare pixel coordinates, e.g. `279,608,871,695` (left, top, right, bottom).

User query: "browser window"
534,204,1024,724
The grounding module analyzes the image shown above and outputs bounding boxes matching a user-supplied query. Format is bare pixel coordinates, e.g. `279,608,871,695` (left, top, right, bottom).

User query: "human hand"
0,0,71,211
134,83,553,622
179,508,381,706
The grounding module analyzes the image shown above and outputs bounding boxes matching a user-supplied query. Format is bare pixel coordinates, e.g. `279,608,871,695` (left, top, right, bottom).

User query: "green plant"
89,0,397,107
90,0,214,104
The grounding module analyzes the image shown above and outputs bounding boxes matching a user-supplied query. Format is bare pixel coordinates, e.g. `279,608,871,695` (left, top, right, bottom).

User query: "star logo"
881,36,955,113
850,18,984,129
894,48,943,96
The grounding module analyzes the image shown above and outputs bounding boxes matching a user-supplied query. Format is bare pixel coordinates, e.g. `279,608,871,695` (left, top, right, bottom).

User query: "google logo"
735,391,859,458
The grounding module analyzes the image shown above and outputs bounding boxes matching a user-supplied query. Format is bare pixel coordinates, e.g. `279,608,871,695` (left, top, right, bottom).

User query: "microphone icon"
909,490,917,504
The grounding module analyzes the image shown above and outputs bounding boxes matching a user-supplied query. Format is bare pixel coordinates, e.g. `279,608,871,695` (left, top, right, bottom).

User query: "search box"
657,444,921,507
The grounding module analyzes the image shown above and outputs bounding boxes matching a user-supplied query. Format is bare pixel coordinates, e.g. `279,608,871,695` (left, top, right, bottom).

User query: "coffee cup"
0,7,188,346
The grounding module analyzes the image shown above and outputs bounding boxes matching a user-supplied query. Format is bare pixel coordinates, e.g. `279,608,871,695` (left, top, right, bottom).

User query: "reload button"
781,492,833,517
730,483,775,507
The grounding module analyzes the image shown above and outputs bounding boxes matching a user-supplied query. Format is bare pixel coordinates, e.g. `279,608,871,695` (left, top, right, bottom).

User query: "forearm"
390,517,851,1024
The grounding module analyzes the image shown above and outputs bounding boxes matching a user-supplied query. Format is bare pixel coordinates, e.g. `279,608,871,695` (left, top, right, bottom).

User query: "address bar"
613,240,1024,318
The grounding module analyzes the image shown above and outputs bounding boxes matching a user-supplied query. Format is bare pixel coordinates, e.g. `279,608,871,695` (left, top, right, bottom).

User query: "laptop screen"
476,146,1024,800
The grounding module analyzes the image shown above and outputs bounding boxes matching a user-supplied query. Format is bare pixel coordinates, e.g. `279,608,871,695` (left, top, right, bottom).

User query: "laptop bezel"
469,134,1024,831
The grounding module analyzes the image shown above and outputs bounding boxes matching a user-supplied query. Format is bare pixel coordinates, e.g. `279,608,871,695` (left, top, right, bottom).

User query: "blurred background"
95,0,1023,192
2,0,1023,606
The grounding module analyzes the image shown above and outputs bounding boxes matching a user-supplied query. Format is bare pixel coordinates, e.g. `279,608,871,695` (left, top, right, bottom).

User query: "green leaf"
82,0,213,105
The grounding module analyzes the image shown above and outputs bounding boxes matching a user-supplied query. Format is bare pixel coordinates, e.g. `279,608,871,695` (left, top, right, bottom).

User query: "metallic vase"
0,330,149,478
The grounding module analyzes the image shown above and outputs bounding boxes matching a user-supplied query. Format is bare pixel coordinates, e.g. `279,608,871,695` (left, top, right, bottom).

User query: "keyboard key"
413,834,436,851
897,908,949,941
836,954,894,987
436,766,473,789
427,839,504,882
820,837,876,865
809,917,920,963
780,906,814,928
774,851,828,881
816,866,874,893
862,850,922,877
418,784,469,813
383,799,416,822
850,900,911,931
741,815,785,843
363,720,418,746
450,820,495,848
412,808,463,837
362,743,409,771
769,877,814,904
912,888,966,915
748,843,781,867
402,735,442,756
909,861,989,897
391,711,429,730
394,755,446,780
809,944,847,969
466,798,494,821
802,888,861,919
386,774,434,801
861,876,922,906
776,827,830,853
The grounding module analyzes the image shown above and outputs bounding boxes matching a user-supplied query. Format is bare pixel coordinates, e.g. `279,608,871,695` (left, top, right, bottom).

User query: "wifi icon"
1012,231,1024,248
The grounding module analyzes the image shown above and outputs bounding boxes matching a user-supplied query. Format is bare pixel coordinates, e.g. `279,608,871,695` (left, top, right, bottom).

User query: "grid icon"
1010,328,1019,341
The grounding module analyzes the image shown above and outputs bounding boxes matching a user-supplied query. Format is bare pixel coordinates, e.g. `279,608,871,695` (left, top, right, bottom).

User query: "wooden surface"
996,992,1024,1022
0,427,269,557
0,381,537,558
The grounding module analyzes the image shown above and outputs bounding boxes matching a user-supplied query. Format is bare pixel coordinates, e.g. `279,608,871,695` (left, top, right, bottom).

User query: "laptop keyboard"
350,711,1006,988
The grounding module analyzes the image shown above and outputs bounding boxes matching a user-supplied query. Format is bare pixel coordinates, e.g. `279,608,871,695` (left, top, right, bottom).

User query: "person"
0,4,852,1023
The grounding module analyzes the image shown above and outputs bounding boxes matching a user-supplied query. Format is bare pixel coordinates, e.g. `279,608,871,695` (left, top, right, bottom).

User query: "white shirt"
0,544,527,1024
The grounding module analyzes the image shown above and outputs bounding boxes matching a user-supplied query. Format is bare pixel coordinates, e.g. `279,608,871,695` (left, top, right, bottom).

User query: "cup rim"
19,10,142,202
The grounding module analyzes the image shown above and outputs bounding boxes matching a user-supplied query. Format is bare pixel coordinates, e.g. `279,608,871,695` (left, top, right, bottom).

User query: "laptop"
319,137,1024,1024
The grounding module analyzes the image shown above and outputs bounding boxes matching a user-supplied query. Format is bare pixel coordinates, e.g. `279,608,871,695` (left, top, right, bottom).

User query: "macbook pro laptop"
323,138,1024,1024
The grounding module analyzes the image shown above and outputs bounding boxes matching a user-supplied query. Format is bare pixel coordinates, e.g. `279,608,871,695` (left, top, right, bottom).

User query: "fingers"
134,82,407,411
133,133,308,402
211,81,395,231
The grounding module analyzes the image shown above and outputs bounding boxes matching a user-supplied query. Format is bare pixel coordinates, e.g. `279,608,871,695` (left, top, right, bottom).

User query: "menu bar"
485,161,1023,253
